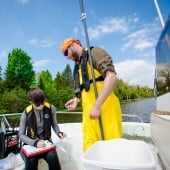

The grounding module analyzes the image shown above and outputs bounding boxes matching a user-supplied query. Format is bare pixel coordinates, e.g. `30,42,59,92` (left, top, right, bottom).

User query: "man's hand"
89,105,101,119
65,98,79,110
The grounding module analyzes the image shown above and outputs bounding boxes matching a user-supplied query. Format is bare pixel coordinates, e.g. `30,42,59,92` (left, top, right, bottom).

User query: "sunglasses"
64,49,69,56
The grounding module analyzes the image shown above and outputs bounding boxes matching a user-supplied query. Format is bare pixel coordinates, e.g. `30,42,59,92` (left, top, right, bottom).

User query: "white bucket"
83,138,156,170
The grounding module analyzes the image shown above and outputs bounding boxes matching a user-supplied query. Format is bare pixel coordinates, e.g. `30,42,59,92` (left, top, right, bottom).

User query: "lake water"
58,98,156,123
121,98,156,123
0,98,156,127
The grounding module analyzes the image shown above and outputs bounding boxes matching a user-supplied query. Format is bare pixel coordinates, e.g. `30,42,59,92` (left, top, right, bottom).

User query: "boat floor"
38,123,165,170
0,123,165,170
7,138,163,170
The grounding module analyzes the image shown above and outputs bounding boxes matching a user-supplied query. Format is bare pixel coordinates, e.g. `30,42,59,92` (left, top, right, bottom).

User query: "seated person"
19,88,66,170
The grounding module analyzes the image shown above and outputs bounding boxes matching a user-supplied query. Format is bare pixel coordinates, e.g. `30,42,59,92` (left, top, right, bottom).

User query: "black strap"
80,76,104,91
81,50,90,92
73,64,81,98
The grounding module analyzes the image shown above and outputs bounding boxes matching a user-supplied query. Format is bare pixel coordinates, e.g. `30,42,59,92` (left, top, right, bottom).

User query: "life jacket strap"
80,76,104,91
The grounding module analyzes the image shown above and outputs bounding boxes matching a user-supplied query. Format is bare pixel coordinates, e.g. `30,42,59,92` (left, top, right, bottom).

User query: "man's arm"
90,47,117,119
89,70,117,119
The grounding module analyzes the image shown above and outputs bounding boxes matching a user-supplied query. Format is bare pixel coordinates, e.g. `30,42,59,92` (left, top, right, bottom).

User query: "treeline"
0,48,153,114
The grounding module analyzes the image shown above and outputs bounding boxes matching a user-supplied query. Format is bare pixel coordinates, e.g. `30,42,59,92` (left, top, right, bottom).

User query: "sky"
0,0,170,88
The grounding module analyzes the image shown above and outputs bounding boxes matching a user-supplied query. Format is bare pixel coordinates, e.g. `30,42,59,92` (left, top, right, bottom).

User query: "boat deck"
0,122,164,170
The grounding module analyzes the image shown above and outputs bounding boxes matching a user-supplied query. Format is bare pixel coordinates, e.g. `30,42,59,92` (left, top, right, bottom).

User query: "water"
121,98,156,123
1,98,155,125
58,98,156,123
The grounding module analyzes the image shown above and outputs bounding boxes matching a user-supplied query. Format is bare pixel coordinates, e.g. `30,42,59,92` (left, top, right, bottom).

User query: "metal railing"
0,111,144,123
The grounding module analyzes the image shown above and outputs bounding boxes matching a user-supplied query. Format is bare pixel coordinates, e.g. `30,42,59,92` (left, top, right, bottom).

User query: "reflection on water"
58,98,156,123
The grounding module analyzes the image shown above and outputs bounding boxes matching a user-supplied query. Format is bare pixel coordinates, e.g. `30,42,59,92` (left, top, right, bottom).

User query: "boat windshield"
155,14,170,96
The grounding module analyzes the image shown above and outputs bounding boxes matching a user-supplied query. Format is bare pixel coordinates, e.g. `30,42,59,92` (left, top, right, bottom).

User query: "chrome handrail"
0,113,21,117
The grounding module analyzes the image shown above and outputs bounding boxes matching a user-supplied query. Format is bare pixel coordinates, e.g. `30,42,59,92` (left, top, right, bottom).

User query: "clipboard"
21,141,56,157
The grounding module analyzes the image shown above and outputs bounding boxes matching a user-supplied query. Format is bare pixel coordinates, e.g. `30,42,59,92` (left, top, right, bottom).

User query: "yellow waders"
79,63,122,152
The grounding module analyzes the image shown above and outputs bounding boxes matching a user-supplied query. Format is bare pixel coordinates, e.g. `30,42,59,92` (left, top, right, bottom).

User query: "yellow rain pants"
81,81,122,152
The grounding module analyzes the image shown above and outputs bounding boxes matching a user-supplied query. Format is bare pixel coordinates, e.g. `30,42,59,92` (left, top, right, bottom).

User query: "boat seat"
150,112,170,170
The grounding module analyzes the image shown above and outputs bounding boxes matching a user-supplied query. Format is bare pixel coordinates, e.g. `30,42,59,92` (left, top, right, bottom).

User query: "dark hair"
27,88,45,106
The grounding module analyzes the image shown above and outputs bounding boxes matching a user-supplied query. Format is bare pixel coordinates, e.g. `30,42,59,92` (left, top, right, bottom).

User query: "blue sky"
0,0,170,88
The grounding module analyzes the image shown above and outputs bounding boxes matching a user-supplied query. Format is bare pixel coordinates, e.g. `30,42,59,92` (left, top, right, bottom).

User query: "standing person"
61,38,122,152
19,88,66,170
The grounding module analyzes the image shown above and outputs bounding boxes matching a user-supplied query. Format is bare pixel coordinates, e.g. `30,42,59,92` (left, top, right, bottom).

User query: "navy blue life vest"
25,102,52,140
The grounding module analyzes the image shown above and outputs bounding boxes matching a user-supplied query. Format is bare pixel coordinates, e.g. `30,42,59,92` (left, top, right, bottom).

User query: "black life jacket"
25,102,52,140
73,47,104,98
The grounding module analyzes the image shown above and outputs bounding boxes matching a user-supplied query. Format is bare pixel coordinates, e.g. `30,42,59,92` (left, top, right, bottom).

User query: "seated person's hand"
36,139,46,148
58,131,67,139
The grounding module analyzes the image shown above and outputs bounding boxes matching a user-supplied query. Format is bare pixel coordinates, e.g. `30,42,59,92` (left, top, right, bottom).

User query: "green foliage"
55,87,74,109
54,64,74,89
0,51,154,114
0,88,28,114
36,70,56,104
0,66,2,80
38,70,53,90
0,79,5,95
54,72,64,89
4,48,35,90
114,79,154,102
62,64,74,88
53,65,75,108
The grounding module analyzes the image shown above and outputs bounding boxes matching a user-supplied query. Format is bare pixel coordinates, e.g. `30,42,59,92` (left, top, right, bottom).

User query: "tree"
54,64,74,89
0,66,2,80
0,88,28,113
62,64,74,88
54,72,64,89
54,65,75,109
38,70,58,105
4,48,35,90
38,70,54,90
0,66,4,95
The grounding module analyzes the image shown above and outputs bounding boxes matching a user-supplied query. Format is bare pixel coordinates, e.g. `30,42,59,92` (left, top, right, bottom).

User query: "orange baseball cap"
61,38,82,55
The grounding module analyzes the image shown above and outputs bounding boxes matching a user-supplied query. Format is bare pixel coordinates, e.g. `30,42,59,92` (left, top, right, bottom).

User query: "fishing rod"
78,0,104,140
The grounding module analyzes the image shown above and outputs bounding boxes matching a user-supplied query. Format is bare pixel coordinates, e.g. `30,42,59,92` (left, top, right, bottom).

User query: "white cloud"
83,14,160,88
73,27,79,35
134,40,153,50
116,59,155,88
17,0,29,4
87,14,139,40
0,50,8,58
122,18,161,51
33,59,51,69
29,38,56,48
88,17,128,40
0,50,8,69
87,14,161,56
29,38,38,46
122,29,155,51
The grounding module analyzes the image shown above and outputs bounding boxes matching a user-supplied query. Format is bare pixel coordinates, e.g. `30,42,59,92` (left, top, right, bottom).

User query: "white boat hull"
0,122,163,170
